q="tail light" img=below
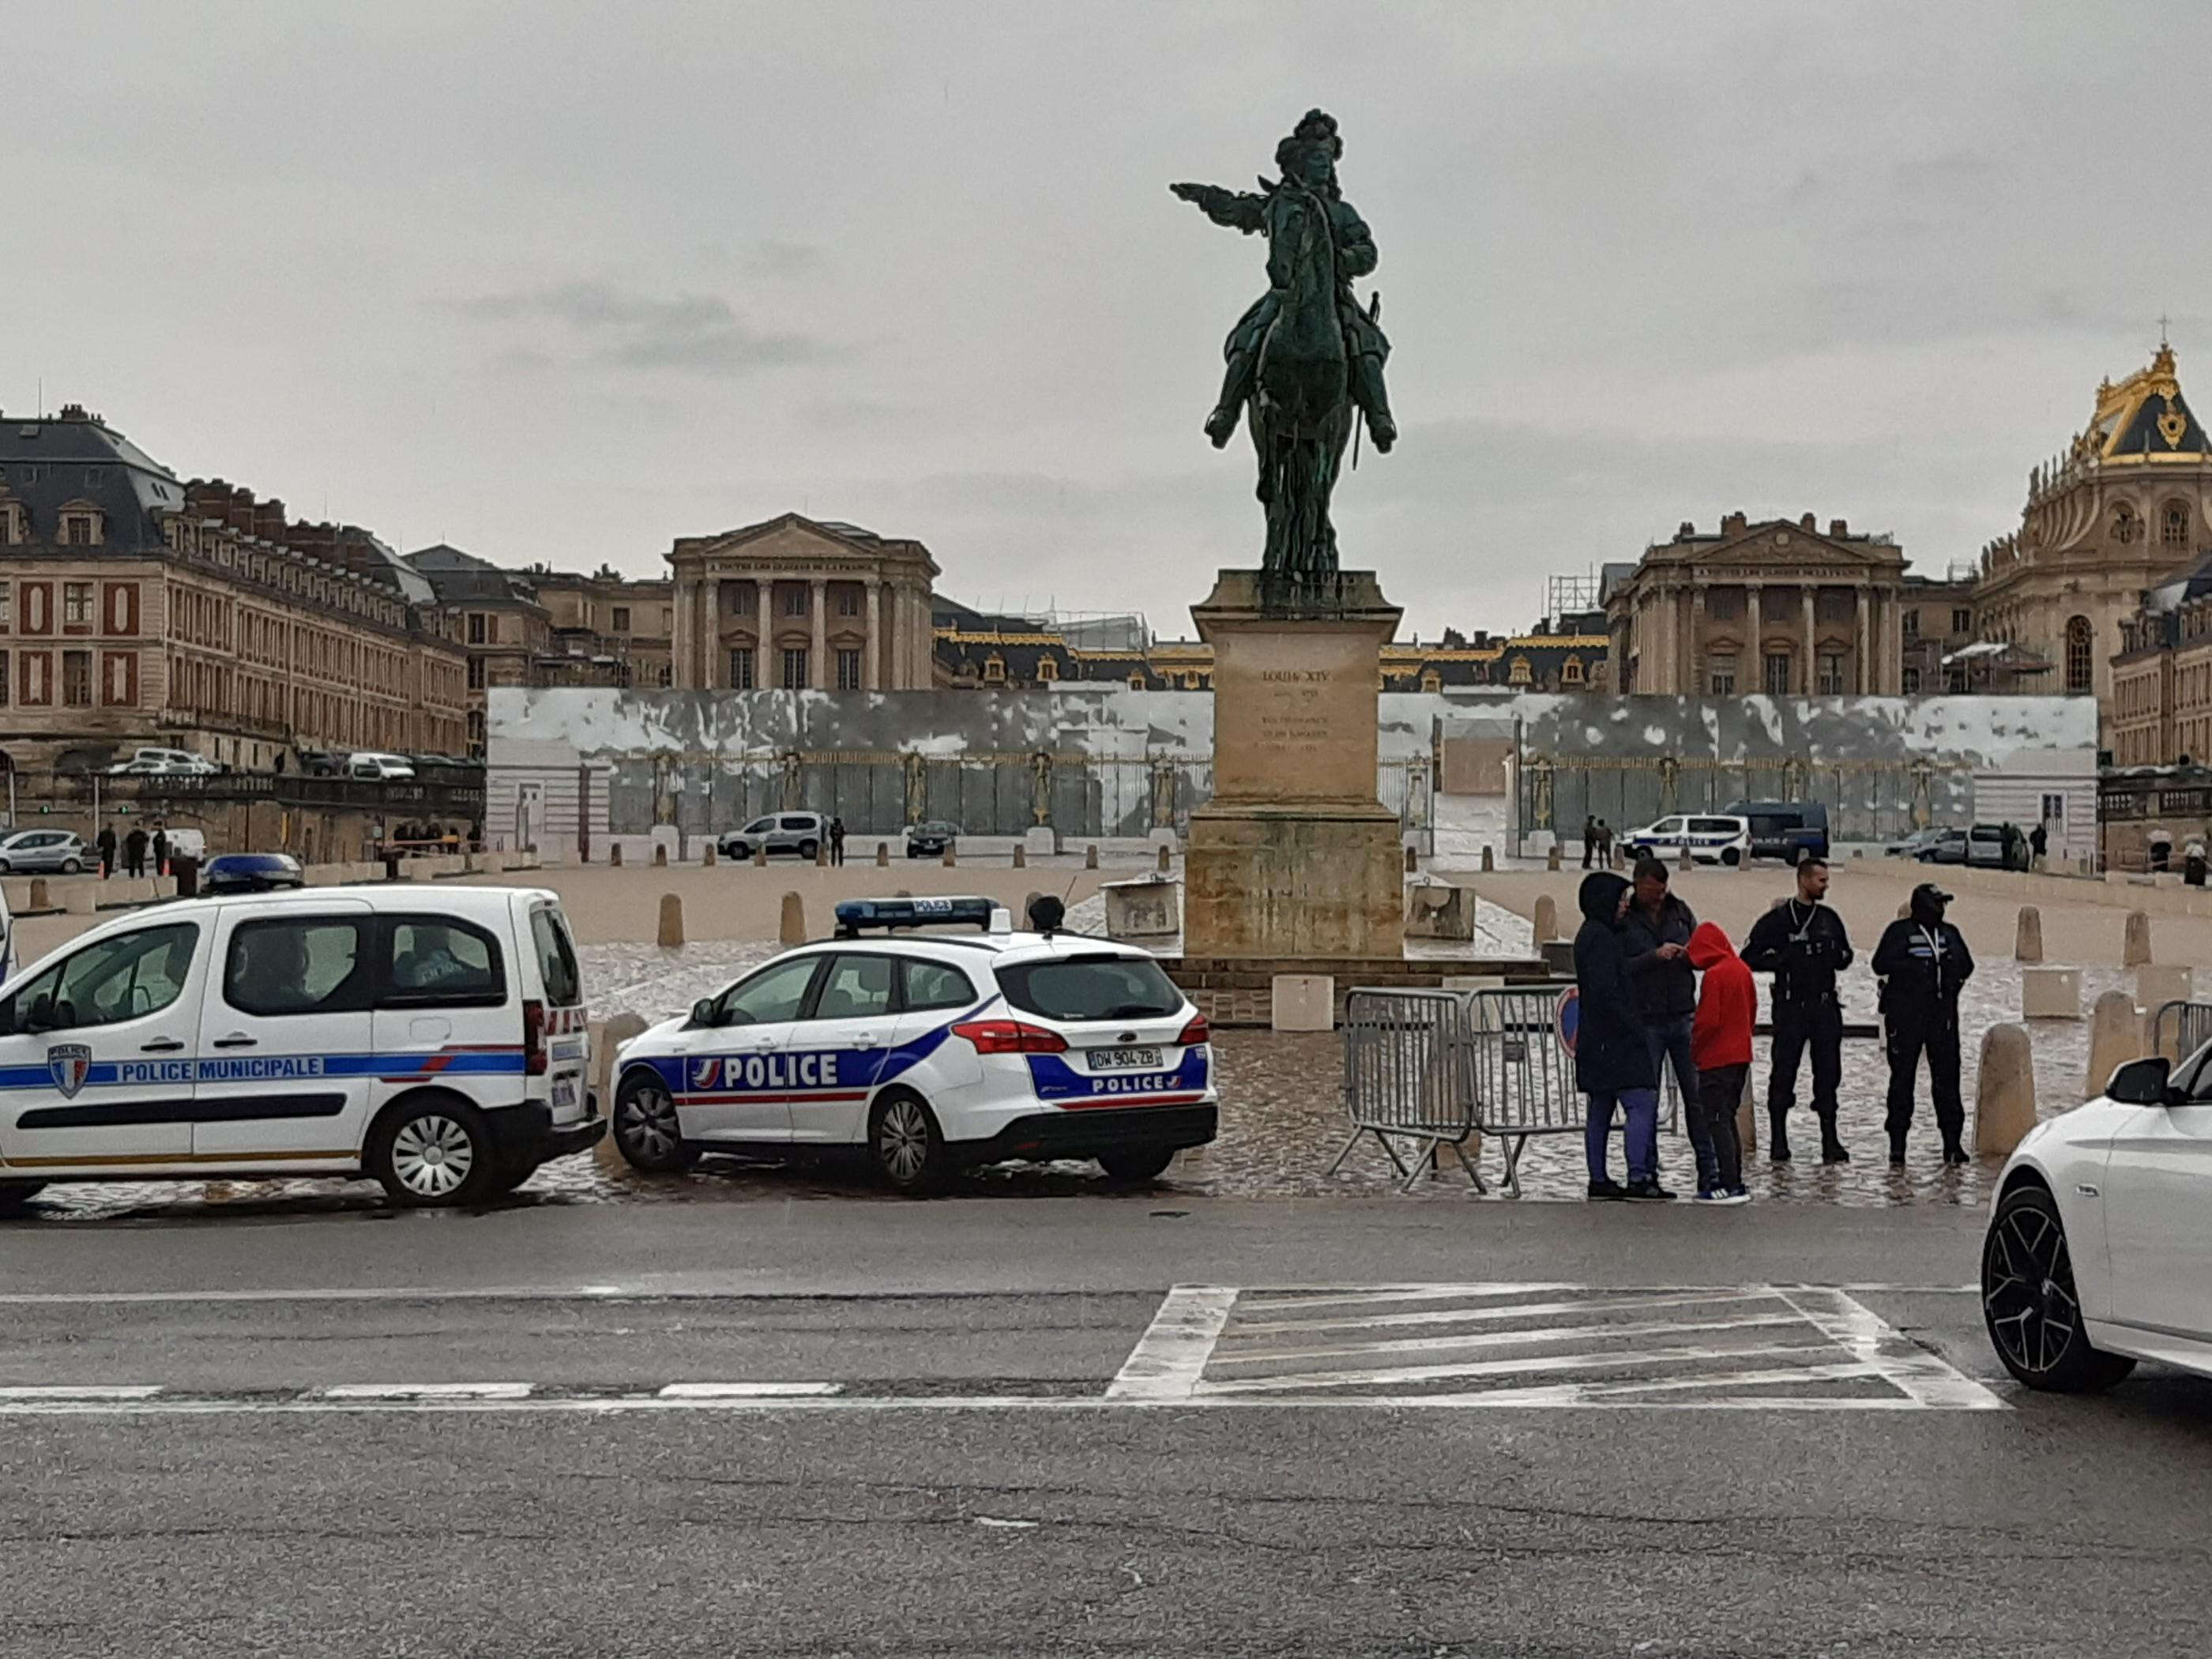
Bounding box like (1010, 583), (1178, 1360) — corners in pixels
(522, 998), (549, 1076)
(1177, 1013), (1211, 1048)
(950, 1018), (1067, 1055)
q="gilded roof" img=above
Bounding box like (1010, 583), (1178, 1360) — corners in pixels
(2078, 344), (2209, 464)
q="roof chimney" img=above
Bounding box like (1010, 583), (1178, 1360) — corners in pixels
(1678, 521), (1696, 538)
(1829, 518), (1849, 537)
(1721, 511), (1748, 535)
(57, 403), (89, 423)
(1799, 512), (1816, 532)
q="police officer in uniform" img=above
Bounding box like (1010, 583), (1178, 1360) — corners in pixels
(1741, 856), (1854, 1163)
(1872, 882), (1975, 1165)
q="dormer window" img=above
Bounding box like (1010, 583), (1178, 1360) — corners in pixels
(1036, 656), (1059, 682)
(0, 502), (18, 546)
(1510, 656), (1533, 684)
(983, 654), (1006, 683)
(1563, 656), (1586, 684)
(1421, 669), (1443, 692)
(60, 507), (102, 547)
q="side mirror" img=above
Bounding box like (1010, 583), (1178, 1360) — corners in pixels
(24, 994), (55, 1035)
(689, 998), (719, 1029)
(2106, 1055), (2174, 1106)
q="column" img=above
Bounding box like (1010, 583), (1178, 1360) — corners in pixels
(863, 578), (882, 690)
(754, 578), (775, 690)
(809, 579), (827, 690)
(1689, 587), (1708, 694)
(1856, 585), (1872, 694)
(1800, 586), (1818, 694)
(698, 576), (718, 688)
(1746, 583), (1763, 694)
(913, 584), (932, 687)
(672, 574), (696, 688)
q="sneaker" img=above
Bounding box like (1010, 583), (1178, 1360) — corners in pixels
(1587, 1179), (1630, 1202)
(1623, 1179), (1676, 1202)
(1693, 1188), (1721, 1203)
(1710, 1189), (1752, 1206)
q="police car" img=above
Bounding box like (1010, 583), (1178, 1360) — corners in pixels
(609, 896), (1218, 1192)
(0, 885), (600, 1214)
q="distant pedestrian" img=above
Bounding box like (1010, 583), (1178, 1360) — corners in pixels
(2188, 839), (2207, 889)
(1621, 856), (1712, 1194)
(152, 826), (169, 875)
(95, 824), (117, 880)
(1872, 882), (1975, 1166)
(1572, 871), (1669, 1202)
(1687, 921), (1752, 1204)
(1581, 814), (1597, 870)
(123, 826), (148, 879)
(829, 815), (847, 867)
(2029, 822), (2048, 867)
(1741, 856), (1853, 1163)
(1596, 819), (1613, 866)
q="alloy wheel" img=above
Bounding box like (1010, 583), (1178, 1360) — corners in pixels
(1984, 1201), (2081, 1378)
(618, 1081), (680, 1163)
(389, 1113), (476, 1198)
(876, 1097), (933, 1185)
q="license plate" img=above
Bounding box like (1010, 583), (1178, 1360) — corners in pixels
(552, 1078), (576, 1108)
(1089, 1046), (1163, 1071)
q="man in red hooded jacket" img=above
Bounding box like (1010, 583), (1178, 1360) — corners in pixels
(1687, 921), (1753, 1203)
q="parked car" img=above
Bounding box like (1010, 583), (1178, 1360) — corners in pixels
(905, 820), (960, 859)
(1885, 827), (1948, 859)
(720, 813), (826, 862)
(0, 830), (89, 875)
(345, 751), (418, 782)
(0, 885), (600, 1214)
(608, 894), (1217, 1192)
(1981, 1044), (2212, 1391)
(1914, 828), (1968, 864)
(1917, 823), (2026, 870)
(200, 852), (306, 893)
(107, 747), (216, 777)
(1724, 799), (1830, 864)
(1620, 814), (1750, 867)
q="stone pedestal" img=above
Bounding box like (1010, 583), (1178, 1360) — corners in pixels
(1183, 570), (1405, 960)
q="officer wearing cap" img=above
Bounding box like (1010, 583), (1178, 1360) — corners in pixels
(1871, 882), (1976, 1165)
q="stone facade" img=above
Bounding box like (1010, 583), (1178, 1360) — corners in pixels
(1603, 514), (1909, 696)
(1973, 345), (2212, 736)
(668, 514), (939, 692)
(0, 408), (466, 771)
(2111, 555), (2212, 767)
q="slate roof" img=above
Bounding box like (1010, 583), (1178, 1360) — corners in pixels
(0, 406), (184, 552)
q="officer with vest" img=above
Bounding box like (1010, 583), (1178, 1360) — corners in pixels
(1740, 856), (1854, 1163)
(1872, 882), (1976, 1165)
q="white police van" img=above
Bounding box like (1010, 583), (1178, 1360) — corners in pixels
(1621, 813), (1751, 867)
(610, 896), (1218, 1193)
(0, 886), (600, 1214)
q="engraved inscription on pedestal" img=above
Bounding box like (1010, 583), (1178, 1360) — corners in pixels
(1211, 632), (1377, 804)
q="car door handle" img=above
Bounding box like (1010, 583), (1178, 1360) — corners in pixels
(852, 1032), (881, 1049)
(212, 1034), (258, 1049)
(141, 1037), (185, 1053)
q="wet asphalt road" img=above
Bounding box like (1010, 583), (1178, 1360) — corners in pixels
(4, 1199), (2211, 1657)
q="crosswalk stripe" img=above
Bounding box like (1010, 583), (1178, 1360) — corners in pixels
(1191, 1341), (1845, 1397)
(319, 1382), (533, 1400)
(0, 1384), (163, 1400)
(1208, 1311), (1807, 1368)
(1236, 1284), (1584, 1314)
(1106, 1285), (1239, 1401)
(1226, 1288), (1780, 1337)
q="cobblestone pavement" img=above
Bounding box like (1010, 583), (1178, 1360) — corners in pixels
(21, 930), (2131, 1221)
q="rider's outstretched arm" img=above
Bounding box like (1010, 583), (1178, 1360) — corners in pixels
(1169, 182), (1266, 234)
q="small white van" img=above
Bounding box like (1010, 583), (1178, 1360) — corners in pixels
(0, 885), (599, 1213)
(346, 752), (417, 782)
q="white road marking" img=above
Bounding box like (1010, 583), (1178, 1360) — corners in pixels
(319, 1382), (533, 1400)
(1193, 1341), (1845, 1397)
(1104, 1285), (1238, 1401)
(1207, 1311), (1807, 1367)
(1774, 1287), (2007, 1410)
(0, 1384), (162, 1400)
(1227, 1288), (1778, 1337)
(656, 1381), (842, 1399)
(1234, 1284), (1585, 1314)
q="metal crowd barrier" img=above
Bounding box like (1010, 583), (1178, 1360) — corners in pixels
(2150, 1000), (2212, 1063)
(1334, 982), (1682, 1198)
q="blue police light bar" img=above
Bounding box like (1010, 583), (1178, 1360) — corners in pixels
(834, 895), (999, 936)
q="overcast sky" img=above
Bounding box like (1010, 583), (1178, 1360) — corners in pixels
(6, 2), (2203, 639)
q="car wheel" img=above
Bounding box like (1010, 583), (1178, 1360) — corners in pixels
(798, 839), (818, 861)
(612, 1068), (698, 1172)
(869, 1090), (946, 1195)
(1721, 848), (1741, 867)
(59, 859), (81, 875)
(0, 1181), (46, 1216)
(367, 1097), (495, 1207)
(0, 860), (13, 875)
(1982, 1183), (2135, 1394)
(1097, 1146), (1176, 1183)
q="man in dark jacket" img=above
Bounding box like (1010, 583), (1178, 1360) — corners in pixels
(1872, 882), (1975, 1165)
(1741, 856), (1854, 1163)
(1573, 871), (1671, 1201)
(123, 826), (148, 879)
(95, 824), (117, 880)
(1620, 857), (1711, 1194)
(1581, 815), (1597, 870)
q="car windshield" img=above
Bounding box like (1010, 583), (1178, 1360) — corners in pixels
(995, 954), (1183, 1022)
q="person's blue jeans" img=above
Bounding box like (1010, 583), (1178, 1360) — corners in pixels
(1585, 1088), (1659, 1185)
(1645, 1014), (1716, 1191)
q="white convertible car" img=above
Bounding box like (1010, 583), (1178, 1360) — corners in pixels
(1983, 1048), (2212, 1391)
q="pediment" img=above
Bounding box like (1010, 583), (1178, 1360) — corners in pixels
(1666, 522), (1899, 574)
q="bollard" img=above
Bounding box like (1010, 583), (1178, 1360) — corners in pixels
(702, 843), (717, 868)
(2020, 967), (2082, 1021)
(1013, 845), (1026, 869)
(1161, 844), (1175, 875)
(753, 843), (767, 867)
(1677, 841), (1691, 872)
(2085, 989), (2146, 1100)
(1896, 901), (1910, 920)
(1481, 845), (1494, 872)
(653, 845), (668, 868)
(1533, 893), (1558, 942)
(592, 1013), (650, 1178)
(2123, 909), (2153, 968)
(1403, 845), (1418, 875)
(656, 893), (684, 950)
(1545, 844), (1561, 871)
(1974, 1024), (2037, 1157)
(780, 891), (807, 946)
(2014, 905), (2042, 963)
(876, 841), (890, 867)
(27, 878), (47, 910)
(1086, 844), (1099, 870)
(1736, 1065), (1757, 1158)
(816, 841), (828, 868)
(942, 845), (956, 867)
(609, 843), (625, 868)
